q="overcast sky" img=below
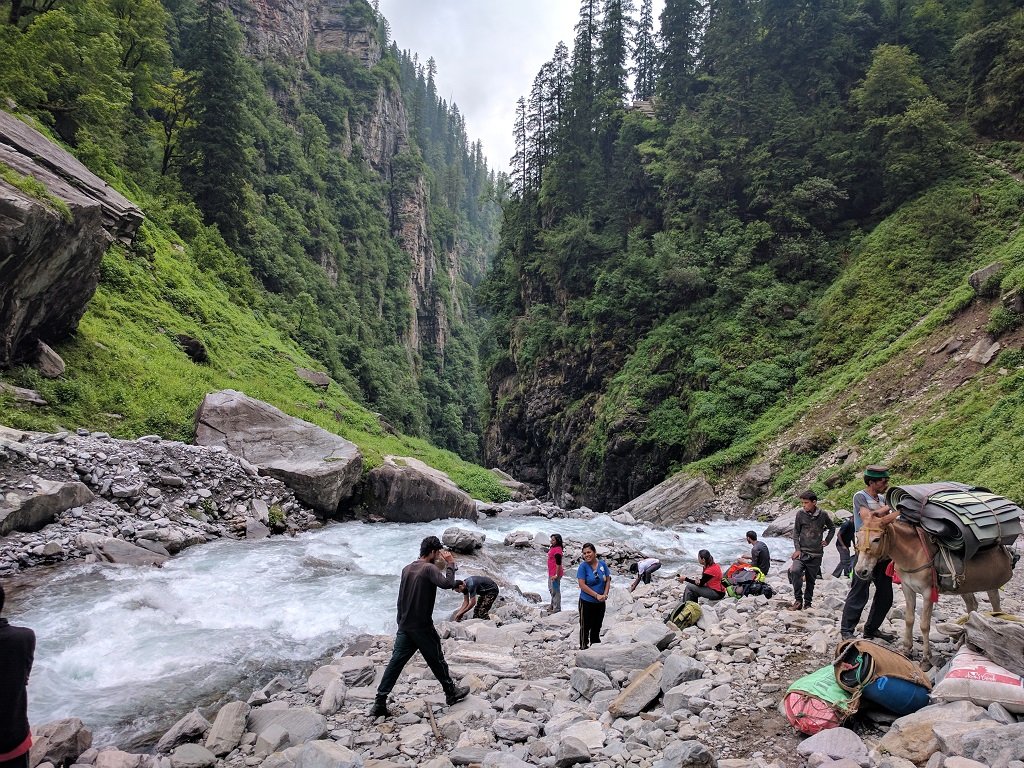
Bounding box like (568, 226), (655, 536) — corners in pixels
(378, 0), (664, 174)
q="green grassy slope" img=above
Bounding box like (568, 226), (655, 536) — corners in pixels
(0, 214), (510, 502)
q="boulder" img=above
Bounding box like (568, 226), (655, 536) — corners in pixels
(0, 383), (46, 405)
(0, 109), (143, 369)
(247, 706), (328, 748)
(763, 510), (799, 538)
(293, 741), (363, 768)
(359, 457), (477, 523)
(492, 718), (540, 742)
(737, 463), (772, 500)
(76, 533), (168, 566)
(194, 390), (362, 516)
(204, 701), (250, 757)
(570, 668), (614, 700)
(660, 654), (707, 692)
(575, 643), (660, 676)
(610, 475), (716, 526)
(968, 261), (1003, 294)
(92, 750), (145, 768)
(443, 526), (485, 553)
(607, 661), (663, 718)
(660, 740), (717, 768)
(877, 701), (989, 764)
(169, 744), (217, 768)
(795, 728), (868, 763)
(0, 477), (93, 535)
(295, 367), (330, 390)
(554, 736), (591, 768)
(155, 709), (211, 753)
(30, 718), (93, 767)
(36, 340), (65, 378)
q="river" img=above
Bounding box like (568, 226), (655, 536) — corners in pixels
(6, 514), (788, 748)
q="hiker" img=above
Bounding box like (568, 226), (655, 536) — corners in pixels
(833, 517), (855, 578)
(547, 534), (564, 613)
(577, 542), (611, 649)
(628, 557), (662, 592)
(452, 575), (499, 621)
(840, 466), (897, 642)
(0, 583), (35, 768)
(678, 550), (726, 603)
(740, 530), (771, 575)
(789, 490), (835, 610)
(370, 536), (469, 717)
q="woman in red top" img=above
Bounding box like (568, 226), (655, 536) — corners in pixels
(547, 534), (564, 612)
(678, 549), (726, 603)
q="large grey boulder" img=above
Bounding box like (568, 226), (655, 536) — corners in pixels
(204, 701), (250, 757)
(607, 661), (663, 718)
(247, 706), (328, 748)
(0, 476), (93, 535)
(169, 744), (217, 768)
(575, 643), (660, 676)
(76, 533), (168, 566)
(442, 526), (485, 553)
(293, 741), (363, 768)
(155, 709), (211, 753)
(194, 390), (362, 516)
(610, 475), (716, 526)
(0, 110), (143, 369)
(29, 718), (93, 767)
(360, 457), (477, 523)
(659, 740), (717, 768)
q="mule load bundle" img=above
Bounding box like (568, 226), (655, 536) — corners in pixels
(856, 482), (1021, 662)
(886, 482), (1022, 560)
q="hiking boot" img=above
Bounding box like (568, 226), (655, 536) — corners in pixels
(368, 696), (390, 718)
(788, 600), (803, 611)
(865, 628), (897, 643)
(840, 631), (853, 640)
(445, 685), (470, 706)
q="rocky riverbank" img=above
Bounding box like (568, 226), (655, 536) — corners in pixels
(4, 429), (1024, 768)
(19, 528), (1024, 768)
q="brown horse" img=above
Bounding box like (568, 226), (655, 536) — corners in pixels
(855, 510), (1010, 664)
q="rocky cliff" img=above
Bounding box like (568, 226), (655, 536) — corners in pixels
(231, 0), (455, 354)
(0, 110), (143, 369)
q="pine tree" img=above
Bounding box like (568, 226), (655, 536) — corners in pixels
(633, 0), (658, 100)
(510, 96), (528, 197)
(658, 0), (706, 115)
(180, 0), (251, 246)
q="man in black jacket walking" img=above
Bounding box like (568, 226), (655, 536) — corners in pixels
(1, 583), (35, 768)
(370, 536), (469, 717)
(789, 491), (835, 610)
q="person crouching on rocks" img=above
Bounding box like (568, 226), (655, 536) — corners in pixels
(678, 550), (726, 604)
(370, 536), (469, 718)
(577, 543), (611, 649)
(547, 534), (564, 613)
(628, 557), (662, 592)
(452, 576), (499, 621)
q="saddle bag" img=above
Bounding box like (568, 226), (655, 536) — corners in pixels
(933, 543), (1013, 595)
(784, 665), (858, 734)
(833, 639), (931, 715)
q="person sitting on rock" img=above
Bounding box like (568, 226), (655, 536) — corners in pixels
(678, 550), (726, 603)
(739, 531), (770, 575)
(628, 557), (662, 592)
(452, 576), (500, 621)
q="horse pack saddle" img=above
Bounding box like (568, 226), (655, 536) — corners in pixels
(887, 482), (1022, 561)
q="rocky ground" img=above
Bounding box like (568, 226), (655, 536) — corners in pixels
(5, 428), (1024, 768)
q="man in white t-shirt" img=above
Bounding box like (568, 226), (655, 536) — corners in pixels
(628, 557), (662, 592)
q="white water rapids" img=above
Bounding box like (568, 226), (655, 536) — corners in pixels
(7, 515), (789, 748)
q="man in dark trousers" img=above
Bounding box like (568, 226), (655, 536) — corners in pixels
(789, 490), (835, 610)
(370, 536), (469, 718)
(452, 575), (500, 621)
(1, 583), (36, 768)
(840, 466), (897, 642)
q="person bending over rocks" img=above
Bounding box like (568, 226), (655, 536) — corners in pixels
(577, 542), (611, 649)
(678, 550), (726, 604)
(370, 536), (469, 718)
(789, 490), (835, 610)
(628, 557), (662, 592)
(547, 533), (564, 613)
(0, 583), (36, 768)
(453, 575), (499, 621)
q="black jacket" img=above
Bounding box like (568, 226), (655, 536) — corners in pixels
(0, 618), (35, 754)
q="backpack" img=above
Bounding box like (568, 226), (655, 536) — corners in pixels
(665, 600), (702, 629)
(723, 563), (770, 598)
(833, 638), (931, 715)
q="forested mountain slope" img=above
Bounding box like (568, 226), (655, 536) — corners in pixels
(480, 0), (1024, 510)
(0, 0), (506, 496)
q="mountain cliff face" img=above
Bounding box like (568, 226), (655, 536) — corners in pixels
(230, 0), (454, 355)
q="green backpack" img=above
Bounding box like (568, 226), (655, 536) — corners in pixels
(666, 600), (702, 629)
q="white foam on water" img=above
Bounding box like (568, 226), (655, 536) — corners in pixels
(9, 516), (787, 746)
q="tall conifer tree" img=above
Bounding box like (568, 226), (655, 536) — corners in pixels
(633, 0), (658, 100)
(658, 0), (705, 116)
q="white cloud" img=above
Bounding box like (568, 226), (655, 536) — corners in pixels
(378, 1), (662, 174)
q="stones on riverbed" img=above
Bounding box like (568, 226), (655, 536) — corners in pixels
(442, 526), (485, 553)
(156, 710), (212, 753)
(29, 717), (93, 767)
